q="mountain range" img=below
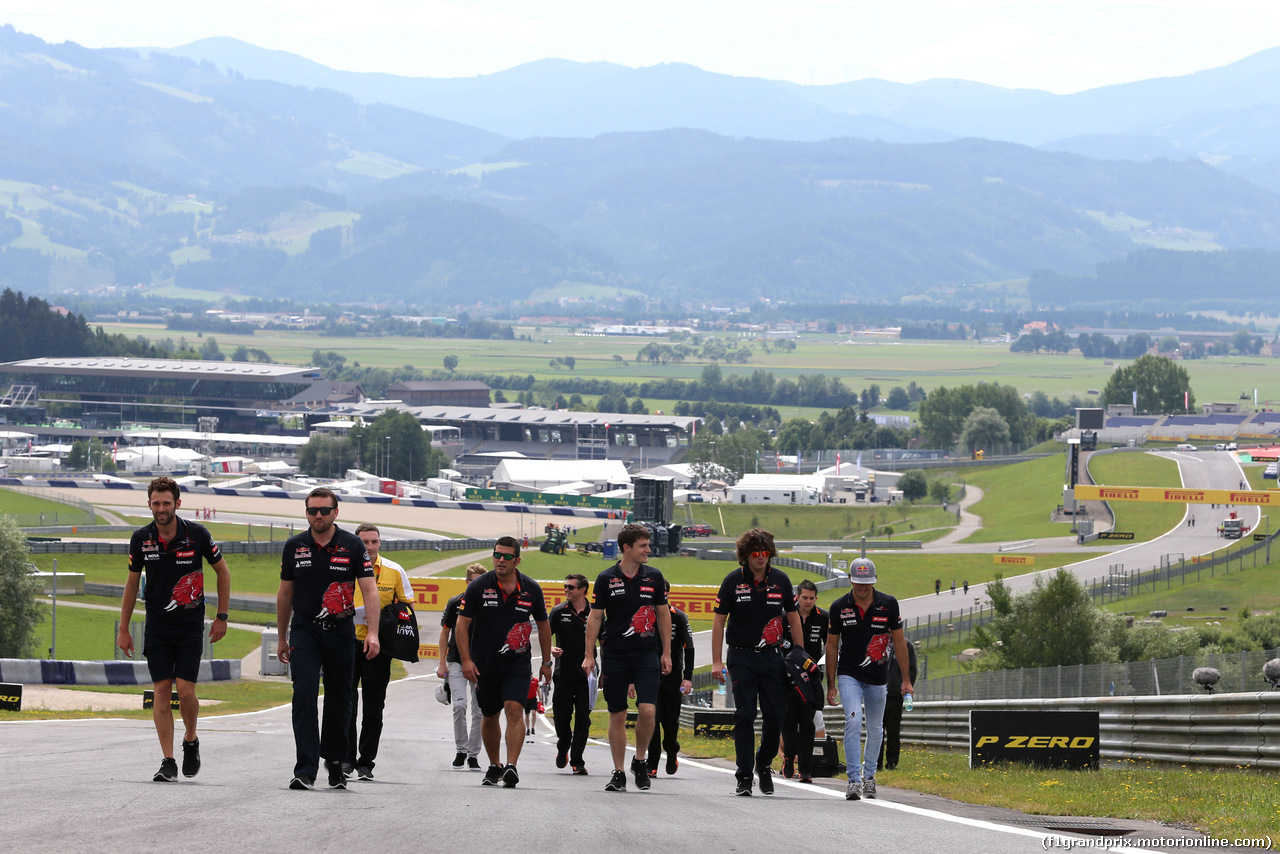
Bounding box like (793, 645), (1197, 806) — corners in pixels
(4, 24), (1280, 309)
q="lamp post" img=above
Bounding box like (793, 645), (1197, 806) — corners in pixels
(385, 435), (391, 481)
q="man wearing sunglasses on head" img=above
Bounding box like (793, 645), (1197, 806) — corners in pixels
(276, 488), (380, 791)
(454, 536), (552, 789)
(711, 528), (804, 796)
(548, 573), (594, 775)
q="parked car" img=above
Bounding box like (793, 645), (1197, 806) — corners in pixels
(684, 524), (715, 537)
(1214, 442), (1238, 451)
(687, 493), (704, 503)
(1175, 444), (1197, 451)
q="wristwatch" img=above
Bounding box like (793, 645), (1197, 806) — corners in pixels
(215, 613), (229, 621)
(541, 660), (552, 668)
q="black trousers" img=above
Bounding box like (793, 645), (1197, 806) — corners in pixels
(552, 673), (591, 766)
(878, 692), (905, 770)
(647, 678), (683, 768)
(346, 645), (392, 769)
(726, 648), (787, 784)
(288, 620), (356, 781)
(781, 677), (821, 776)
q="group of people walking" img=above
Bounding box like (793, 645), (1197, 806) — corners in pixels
(121, 481), (914, 800)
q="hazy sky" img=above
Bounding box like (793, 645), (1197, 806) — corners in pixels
(3, 0), (1280, 93)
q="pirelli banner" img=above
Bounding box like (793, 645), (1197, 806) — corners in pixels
(1075, 485), (1280, 506)
(970, 710), (1100, 770)
(406, 578), (718, 658)
(994, 555), (1034, 565)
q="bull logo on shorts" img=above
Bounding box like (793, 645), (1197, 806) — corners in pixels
(623, 605), (656, 638)
(499, 622), (532, 654)
(859, 633), (892, 668)
(317, 582), (355, 619)
(165, 571), (204, 611)
(757, 616), (783, 649)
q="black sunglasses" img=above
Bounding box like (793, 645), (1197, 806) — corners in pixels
(492, 551), (518, 561)
(306, 506), (337, 516)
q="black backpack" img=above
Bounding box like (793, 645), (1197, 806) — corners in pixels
(783, 646), (824, 711)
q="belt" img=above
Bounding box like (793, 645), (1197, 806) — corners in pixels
(730, 644), (781, 653)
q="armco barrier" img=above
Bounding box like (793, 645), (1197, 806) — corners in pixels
(30, 537), (497, 556)
(0, 658), (241, 684)
(894, 692), (1280, 769)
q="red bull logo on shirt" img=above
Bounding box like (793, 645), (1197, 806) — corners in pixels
(165, 571), (204, 611)
(317, 582), (355, 619)
(623, 605), (656, 638)
(758, 616), (784, 648)
(859, 633), (892, 668)
(500, 622), (532, 654)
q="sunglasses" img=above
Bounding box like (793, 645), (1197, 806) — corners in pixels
(305, 506), (337, 516)
(563, 584), (586, 590)
(750, 550), (772, 559)
(492, 552), (518, 561)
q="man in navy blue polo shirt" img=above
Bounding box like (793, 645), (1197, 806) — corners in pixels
(276, 487), (380, 791)
(549, 572), (594, 775)
(825, 557), (913, 802)
(711, 528), (804, 796)
(582, 523), (672, 793)
(455, 536), (552, 789)
(782, 578), (828, 783)
(118, 476), (231, 783)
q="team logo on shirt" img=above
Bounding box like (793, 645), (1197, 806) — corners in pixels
(623, 605), (656, 638)
(294, 547), (311, 559)
(331, 555), (350, 565)
(758, 616), (784, 649)
(500, 622), (532, 654)
(165, 571), (204, 611)
(860, 633), (893, 667)
(317, 582), (355, 619)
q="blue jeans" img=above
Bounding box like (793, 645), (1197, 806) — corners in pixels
(837, 674), (887, 784)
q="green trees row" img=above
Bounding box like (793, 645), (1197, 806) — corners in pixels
(297, 410), (449, 482)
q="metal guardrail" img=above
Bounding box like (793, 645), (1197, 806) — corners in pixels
(896, 692), (1280, 769)
(89, 582), (277, 615)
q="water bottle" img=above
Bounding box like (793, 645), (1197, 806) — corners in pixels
(717, 667), (728, 695)
(903, 692), (914, 712)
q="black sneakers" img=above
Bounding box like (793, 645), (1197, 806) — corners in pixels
(734, 778), (752, 796)
(631, 758), (650, 790)
(288, 776), (315, 790)
(482, 764), (503, 786)
(665, 754), (679, 775)
(326, 760), (347, 789)
(605, 769), (627, 792)
(181, 738), (201, 778)
(153, 757), (178, 782)
(452, 752), (467, 768)
(467, 756), (481, 770)
(782, 755), (794, 779)
(502, 764), (520, 788)
(355, 765), (373, 781)
(571, 764), (588, 775)
(757, 766), (774, 795)
(555, 749), (568, 769)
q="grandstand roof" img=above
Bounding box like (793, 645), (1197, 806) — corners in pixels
(0, 357), (321, 383)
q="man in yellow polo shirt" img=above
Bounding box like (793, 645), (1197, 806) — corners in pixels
(344, 523), (408, 781)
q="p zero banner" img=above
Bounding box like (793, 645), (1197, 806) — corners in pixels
(143, 690), (180, 710)
(1097, 531), (1135, 540)
(0, 682), (21, 711)
(463, 488), (631, 511)
(692, 710), (735, 739)
(970, 710), (1100, 770)
(1075, 485), (1280, 507)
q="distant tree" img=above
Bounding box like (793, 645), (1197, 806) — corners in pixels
(958, 407), (1011, 455)
(298, 435), (356, 479)
(885, 386), (911, 410)
(0, 515), (41, 657)
(928, 479), (951, 505)
(563, 355), (575, 370)
(630, 398), (647, 414)
(1101, 355), (1194, 413)
(897, 470), (928, 502)
(443, 354), (458, 372)
(973, 571), (1115, 669)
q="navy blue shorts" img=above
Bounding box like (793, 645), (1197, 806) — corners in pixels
(144, 633), (202, 684)
(476, 659), (532, 718)
(601, 650), (660, 713)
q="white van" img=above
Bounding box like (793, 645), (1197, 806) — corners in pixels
(1175, 443), (1197, 451)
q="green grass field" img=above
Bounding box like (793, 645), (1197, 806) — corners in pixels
(88, 321), (1280, 409)
(958, 454), (1075, 543)
(30, 603), (261, 661)
(0, 488), (95, 526)
(1087, 451), (1184, 537)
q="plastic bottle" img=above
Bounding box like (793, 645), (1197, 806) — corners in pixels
(717, 667), (728, 695)
(903, 692), (914, 712)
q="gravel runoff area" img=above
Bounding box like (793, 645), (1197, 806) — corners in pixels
(18, 685), (223, 712)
